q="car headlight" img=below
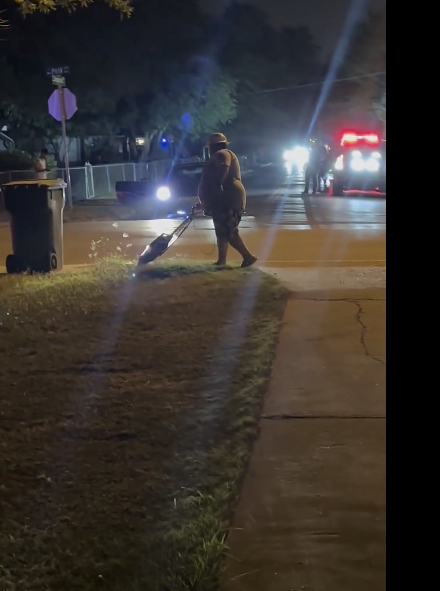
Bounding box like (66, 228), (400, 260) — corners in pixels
(366, 158), (380, 172)
(351, 159), (365, 172)
(372, 151), (382, 159)
(156, 186), (171, 201)
(283, 150), (294, 161)
(335, 155), (344, 170)
(292, 147), (310, 166)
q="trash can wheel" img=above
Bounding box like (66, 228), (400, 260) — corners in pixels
(6, 255), (22, 275)
(42, 253), (58, 274)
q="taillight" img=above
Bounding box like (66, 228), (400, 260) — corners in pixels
(364, 134), (379, 144)
(341, 133), (358, 145)
(341, 132), (380, 146)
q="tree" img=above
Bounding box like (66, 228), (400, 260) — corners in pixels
(316, 8), (386, 139)
(343, 9), (387, 125)
(0, 0), (236, 162)
(0, 0), (322, 164)
(0, 6), (124, 158)
(0, 56), (21, 130)
(135, 66), (237, 159)
(7, 0), (133, 16)
(216, 2), (321, 152)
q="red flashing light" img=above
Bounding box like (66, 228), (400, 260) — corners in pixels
(364, 133), (379, 144)
(341, 132), (358, 145)
(341, 132), (380, 146)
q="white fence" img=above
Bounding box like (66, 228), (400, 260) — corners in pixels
(0, 155), (253, 204)
(0, 160), (174, 203)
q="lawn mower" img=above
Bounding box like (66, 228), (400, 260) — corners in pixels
(137, 204), (200, 266)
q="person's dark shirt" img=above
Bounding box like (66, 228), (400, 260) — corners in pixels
(308, 145), (327, 171)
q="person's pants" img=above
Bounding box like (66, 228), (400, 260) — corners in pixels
(319, 169), (329, 190)
(212, 208), (244, 240)
(304, 165), (318, 193)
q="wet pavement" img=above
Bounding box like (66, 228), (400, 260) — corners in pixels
(0, 165), (386, 271)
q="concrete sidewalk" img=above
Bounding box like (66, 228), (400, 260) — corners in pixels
(223, 269), (386, 591)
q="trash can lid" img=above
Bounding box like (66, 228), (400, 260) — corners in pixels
(3, 179), (67, 189)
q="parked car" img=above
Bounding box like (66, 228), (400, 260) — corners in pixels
(115, 162), (207, 218)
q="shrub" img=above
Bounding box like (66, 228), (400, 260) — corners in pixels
(0, 150), (33, 172)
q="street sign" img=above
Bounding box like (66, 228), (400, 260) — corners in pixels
(48, 88), (77, 122)
(48, 87), (77, 209)
(46, 66), (70, 77)
(52, 74), (66, 87)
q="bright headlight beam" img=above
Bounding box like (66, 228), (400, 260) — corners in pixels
(157, 186), (171, 201)
(351, 159), (365, 172)
(292, 147), (310, 165)
(366, 159), (380, 172)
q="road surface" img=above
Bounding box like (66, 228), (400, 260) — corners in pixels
(0, 165), (386, 271)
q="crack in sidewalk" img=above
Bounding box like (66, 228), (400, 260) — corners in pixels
(288, 296), (386, 302)
(261, 414), (386, 420)
(350, 300), (386, 367)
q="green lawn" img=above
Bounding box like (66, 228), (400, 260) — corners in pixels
(0, 260), (288, 590)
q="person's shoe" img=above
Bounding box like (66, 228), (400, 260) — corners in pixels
(302, 191), (309, 195)
(241, 255), (258, 269)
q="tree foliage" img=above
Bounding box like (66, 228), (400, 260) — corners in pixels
(216, 2), (321, 150)
(317, 8), (386, 137)
(136, 65), (236, 157)
(346, 9), (386, 122)
(335, 9), (386, 126)
(7, 0), (133, 16)
(0, 0), (322, 162)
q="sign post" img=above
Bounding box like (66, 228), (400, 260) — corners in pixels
(59, 87), (72, 208)
(47, 67), (76, 209)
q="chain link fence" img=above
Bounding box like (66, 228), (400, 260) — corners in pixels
(0, 155), (253, 204)
(0, 159), (175, 203)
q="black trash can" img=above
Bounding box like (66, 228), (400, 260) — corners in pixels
(2, 179), (66, 274)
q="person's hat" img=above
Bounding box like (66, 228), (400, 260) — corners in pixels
(208, 133), (228, 147)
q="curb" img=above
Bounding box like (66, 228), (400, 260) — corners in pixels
(0, 263), (95, 275)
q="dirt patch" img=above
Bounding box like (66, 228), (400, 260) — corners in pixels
(0, 260), (288, 591)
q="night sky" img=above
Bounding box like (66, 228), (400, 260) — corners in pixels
(202, 0), (386, 55)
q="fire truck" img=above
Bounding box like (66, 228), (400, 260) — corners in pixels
(332, 131), (386, 196)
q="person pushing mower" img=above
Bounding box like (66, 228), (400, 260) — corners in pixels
(198, 133), (257, 268)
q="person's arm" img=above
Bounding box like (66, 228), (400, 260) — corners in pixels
(214, 151), (232, 187)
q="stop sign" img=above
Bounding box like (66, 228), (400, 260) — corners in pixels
(48, 88), (78, 122)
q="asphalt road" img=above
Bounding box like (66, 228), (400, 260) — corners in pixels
(0, 165), (386, 271)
